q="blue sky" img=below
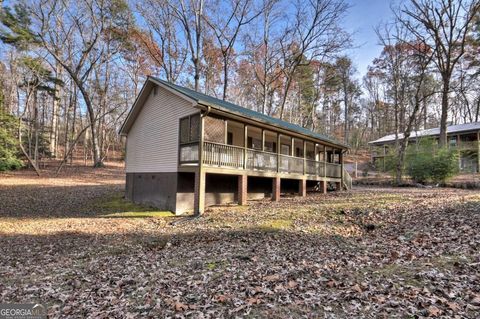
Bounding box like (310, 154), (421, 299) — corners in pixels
(344, 0), (397, 78)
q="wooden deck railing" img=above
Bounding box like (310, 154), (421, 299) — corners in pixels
(278, 154), (304, 174)
(203, 142), (244, 168)
(180, 141), (344, 179)
(325, 162), (341, 178)
(306, 159), (325, 176)
(246, 149), (277, 172)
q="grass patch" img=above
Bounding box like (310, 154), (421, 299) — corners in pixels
(101, 211), (174, 218)
(260, 219), (294, 231)
(96, 193), (174, 218)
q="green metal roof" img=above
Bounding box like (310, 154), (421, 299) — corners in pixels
(152, 77), (348, 149)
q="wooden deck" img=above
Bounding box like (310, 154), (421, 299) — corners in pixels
(179, 141), (349, 183)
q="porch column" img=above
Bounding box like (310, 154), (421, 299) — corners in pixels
(320, 180), (327, 194)
(261, 129), (265, 151)
(238, 174), (248, 206)
(291, 137), (294, 156)
(224, 119), (228, 143)
(323, 147), (327, 178)
(276, 134), (281, 173)
(194, 170), (206, 215)
(243, 124), (248, 169)
(303, 140), (306, 175)
(272, 176), (281, 201)
(299, 178), (307, 197)
(478, 131), (480, 173)
(194, 114), (205, 215)
(340, 150), (344, 187)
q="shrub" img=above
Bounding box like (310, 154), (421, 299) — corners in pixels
(0, 110), (23, 171)
(430, 148), (459, 183)
(405, 138), (458, 184)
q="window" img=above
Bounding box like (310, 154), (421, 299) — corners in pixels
(227, 132), (233, 145)
(179, 114), (200, 144)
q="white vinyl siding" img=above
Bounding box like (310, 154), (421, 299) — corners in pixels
(126, 85), (197, 173)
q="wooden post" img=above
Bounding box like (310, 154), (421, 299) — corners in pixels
(303, 140), (306, 175)
(355, 161), (358, 178)
(194, 116), (205, 215)
(194, 170), (206, 214)
(243, 124), (247, 169)
(272, 176), (281, 201)
(224, 119), (228, 144)
(320, 180), (327, 194)
(477, 131), (480, 173)
(291, 137), (294, 156)
(299, 178), (306, 197)
(324, 146), (327, 178)
(340, 150), (344, 190)
(262, 129), (265, 151)
(277, 133), (281, 173)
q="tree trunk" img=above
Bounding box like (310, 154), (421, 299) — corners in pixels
(74, 79), (102, 167)
(343, 80), (348, 144)
(33, 90), (39, 168)
(279, 75), (294, 120)
(50, 61), (61, 158)
(18, 119), (41, 177)
(193, 57), (200, 91)
(439, 76), (450, 147)
(222, 55), (228, 100)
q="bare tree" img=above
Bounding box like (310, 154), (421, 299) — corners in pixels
(400, 0), (480, 146)
(205, 0), (262, 100)
(32, 0), (131, 167)
(169, 0), (205, 91)
(277, 0), (350, 120)
(243, 0), (284, 114)
(137, 0), (188, 83)
(394, 41), (435, 184)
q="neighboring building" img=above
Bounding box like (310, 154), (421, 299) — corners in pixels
(369, 123), (480, 172)
(120, 77), (351, 215)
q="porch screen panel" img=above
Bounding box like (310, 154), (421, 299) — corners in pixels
(204, 116), (225, 143)
(190, 114), (200, 142)
(180, 118), (190, 144)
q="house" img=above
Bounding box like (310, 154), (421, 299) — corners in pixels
(120, 76), (351, 215)
(369, 123), (480, 173)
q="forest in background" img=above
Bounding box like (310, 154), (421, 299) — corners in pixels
(0, 0), (479, 173)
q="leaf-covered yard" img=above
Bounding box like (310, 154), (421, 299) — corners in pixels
(1, 166), (479, 318)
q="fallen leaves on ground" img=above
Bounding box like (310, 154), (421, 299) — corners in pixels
(0, 166), (479, 318)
